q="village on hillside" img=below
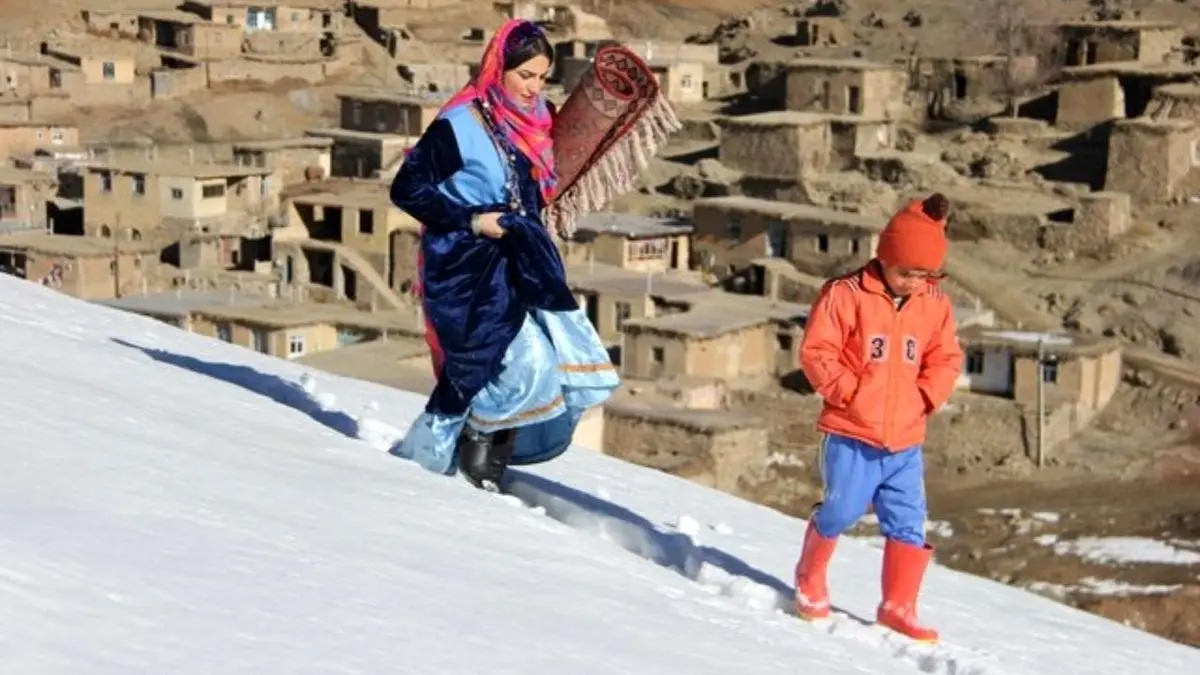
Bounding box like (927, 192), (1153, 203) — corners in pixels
(0, 0), (1198, 648)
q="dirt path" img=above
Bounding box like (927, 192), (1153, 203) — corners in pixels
(918, 474), (1200, 648)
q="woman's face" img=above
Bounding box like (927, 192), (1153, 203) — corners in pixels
(502, 55), (551, 108)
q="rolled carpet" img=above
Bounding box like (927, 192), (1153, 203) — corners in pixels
(545, 44), (683, 239)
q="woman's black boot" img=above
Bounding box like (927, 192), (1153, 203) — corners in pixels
(458, 426), (517, 491)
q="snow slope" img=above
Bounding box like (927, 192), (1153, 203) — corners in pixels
(0, 275), (1195, 675)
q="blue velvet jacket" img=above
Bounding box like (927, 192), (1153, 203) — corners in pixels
(390, 103), (578, 418)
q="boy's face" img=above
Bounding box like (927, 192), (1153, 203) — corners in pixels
(881, 264), (938, 297)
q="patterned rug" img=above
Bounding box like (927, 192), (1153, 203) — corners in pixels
(544, 44), (682, 239)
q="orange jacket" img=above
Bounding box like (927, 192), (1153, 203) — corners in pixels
(800, 262), (963, 451)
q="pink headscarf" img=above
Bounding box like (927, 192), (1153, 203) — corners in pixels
(437, 18), (557, 203)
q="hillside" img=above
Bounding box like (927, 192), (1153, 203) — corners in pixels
(0, 273), (1195, 673)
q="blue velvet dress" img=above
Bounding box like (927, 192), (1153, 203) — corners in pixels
(388, 102), (619, 476)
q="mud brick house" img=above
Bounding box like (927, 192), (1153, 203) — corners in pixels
(957, 326), (1122, 450)
(232, 137), (333, 184)
(0, 54), (70, 98)
(784, 58), (912, 121)
(794, 17), (847, 48)
(958, 327), (1122, 406)
(82, 158), (278, 239)
(0, 121), (79, 159)
(563, 212), (692, 274)
(0, 167), (57, 235)
(187, 301), (414, 359)
(276, 179), (417, 311)
(718, 111), (895, 180)
(101, 289), (419, 358)
(182, 1), (343, 33)
(565, 262), (712, 345)
(0, 232), (160, 300)
(1057, 20), (1182, 67)
(137, 9), (244, 60)
(648, 60), (705, 104)
(601, 398), (767, 498)
(1105, 117), (1200, 204)
(1054, 62), (1200, 130)
(620, 296), (808, 382)
(336, 89), (447, 136)
(691, 196), (881, 278)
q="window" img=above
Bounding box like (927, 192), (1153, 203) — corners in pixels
(627, 238), (666, 261)
(815, 234), (829, 253)
(680, 74), (694, 90)
(965, 350), (984, 374)
(252, 329), (268, 354)
(288, 334), (306, 357)
(777, 332), (793, 352)
(0, 186), (15, 218)
(102, 61), (115, 80)
(651, 346), (664, 364)
(359, 209), (374, 234)
(132, 174), (145, 196)
(766, 221), (788, 258)
(726, 216), (742, 241)
(202, 183), (225, 199)
(614, 301), (631, 332)
(847, 85), (861, 114)
(215, 322), (232, 342)
(1041, 357), (1058, 383)
(850, 238), (860, 255)
(350, 101), (362, 125)
(50, 128), (64, 143)
(100, 171), (112, 192)
(171, 188), (184, 200)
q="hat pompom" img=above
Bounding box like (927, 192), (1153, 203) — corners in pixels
(921, 193), (950, 222)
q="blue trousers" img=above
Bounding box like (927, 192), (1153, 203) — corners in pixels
(813, 433), (927, 546)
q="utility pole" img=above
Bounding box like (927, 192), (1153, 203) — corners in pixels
(1035, 338), (1045, 468)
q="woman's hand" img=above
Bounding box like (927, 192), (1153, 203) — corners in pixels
(475, 213), (505, 239)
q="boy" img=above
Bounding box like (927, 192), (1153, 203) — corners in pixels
(794, 193), (963, 643)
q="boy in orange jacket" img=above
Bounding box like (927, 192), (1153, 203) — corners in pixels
(794, 193), (963, 643)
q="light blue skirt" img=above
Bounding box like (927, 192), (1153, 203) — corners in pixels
(393, 308), (620, 475)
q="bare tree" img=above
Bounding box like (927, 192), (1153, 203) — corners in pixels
(976, 0), (1062, 116)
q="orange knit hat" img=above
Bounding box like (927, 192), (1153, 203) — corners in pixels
(876, 193), (950, 272)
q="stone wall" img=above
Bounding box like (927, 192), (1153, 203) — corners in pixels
(602, 406), (769, 497)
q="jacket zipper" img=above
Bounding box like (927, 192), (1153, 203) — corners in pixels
(881, 295), (906, 449)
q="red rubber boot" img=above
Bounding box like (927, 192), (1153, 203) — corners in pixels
(876, 539), (939, 643)
(794, 519), (838, 620)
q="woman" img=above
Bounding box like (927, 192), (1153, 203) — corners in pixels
(389, 19), (619, 490)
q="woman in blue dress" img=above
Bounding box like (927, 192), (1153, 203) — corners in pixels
(389, 19), (619, 490)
